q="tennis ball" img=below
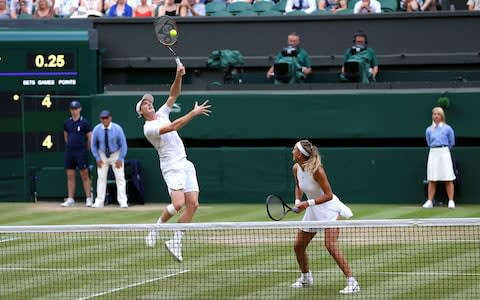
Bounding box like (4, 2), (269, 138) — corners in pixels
(170, 29), (177, 38)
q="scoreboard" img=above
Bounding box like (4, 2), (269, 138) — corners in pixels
(0, 30), (99, 201)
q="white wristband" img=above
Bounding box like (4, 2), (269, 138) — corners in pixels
(295, 199), (301, 205)
(307, 199), (316, 207)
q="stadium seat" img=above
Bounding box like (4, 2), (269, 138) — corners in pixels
(206, 1), (227, 16)
(227, 1), (253, 15)
(258, 9), (282, 16)
(272, 0), (287, 13)
(236, 9), (258, 16)
(380, 0), (399, 12)
(252, 0), (275, 14)
(210, 10), (233, 16)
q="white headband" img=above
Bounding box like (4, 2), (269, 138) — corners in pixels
(295, 142), (310, 157)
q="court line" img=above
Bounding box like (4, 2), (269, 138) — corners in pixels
(0, 238), (18, 243)
(76, 269), (190, 300)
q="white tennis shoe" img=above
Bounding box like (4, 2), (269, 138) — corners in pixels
(165, 240), (183, 262)
(422, 200), (433, 208)
(91, 200), (104, 208)
(145, 230), (158, 247)
(119, 201), (128, 208)
(291, 274), (313, 288)
(61, 198), (75, 207)
(86, 197), (93, 207)
(448, 200), (455, 209)
(339, 278), (360, 294)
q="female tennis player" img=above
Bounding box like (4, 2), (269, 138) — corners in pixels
(422, 107), (456, 209)
(290, 139), (360, 294)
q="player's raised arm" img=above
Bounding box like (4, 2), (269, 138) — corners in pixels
(165, 64), (186, 108)
(159, 100), (211, 135)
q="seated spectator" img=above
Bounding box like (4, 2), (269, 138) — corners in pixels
(11, 0), (34, 18)
(401, 0), (438, 11)
(108, 0), (133, 16)
(54, 0), (79, 17)
(76, 0), (103, 16)
(266, 32), (312, 84)
(317, 0), (347, 13)
(33, 0), (55, 18)
(467, 0), (480, 10)
(353, 0), (381, 13)
(179, 0), (205, 16)
(155, 0), (179, 16)
(134, 0), (153, 16)
(0, 0), (13, 18)
(285, 0), (317, 14)
(340, 30), (378, 83)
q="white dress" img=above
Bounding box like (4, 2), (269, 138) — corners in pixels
(296, 166), (353, 232)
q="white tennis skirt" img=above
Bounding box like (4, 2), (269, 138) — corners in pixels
(427, 147), (456, 181)
(300, 194), (353, 233)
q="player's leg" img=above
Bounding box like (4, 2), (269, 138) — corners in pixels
(178, 161), (200, 223)
(292, 230), (316, 288)
(423, 181), (436, 208)
(325, 227), (360, 294)
(92, 156), (110, 208)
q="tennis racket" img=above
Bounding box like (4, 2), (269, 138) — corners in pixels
(153, 16), (182, 67)
(265, 194), (299, 221)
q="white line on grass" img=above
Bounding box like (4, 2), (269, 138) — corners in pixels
(0, 237), (18, 243)
(76, 269), (189, 300)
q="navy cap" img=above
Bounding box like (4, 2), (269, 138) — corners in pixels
(99, 110), (111, 118)
(70, 101), (81, 109)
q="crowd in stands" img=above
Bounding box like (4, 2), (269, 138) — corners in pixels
(0, 0), (478, 19)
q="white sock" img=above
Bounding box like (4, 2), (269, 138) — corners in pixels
(302, 271), (312, 280)
(156, 218), (164, 225)
(449, 199), (454, 202)
(173, 230), (184, 243)
(348, 277), (357, 285)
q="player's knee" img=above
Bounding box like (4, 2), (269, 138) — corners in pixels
(166, 203), (184, 215)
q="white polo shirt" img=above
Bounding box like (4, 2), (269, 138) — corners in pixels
(143, 104), (187, 170)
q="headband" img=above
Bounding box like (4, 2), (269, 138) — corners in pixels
(295, 142), (310, 157)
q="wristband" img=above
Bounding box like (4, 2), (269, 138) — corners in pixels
(307, 199), (316, 207)
(295, 199), (301, 205)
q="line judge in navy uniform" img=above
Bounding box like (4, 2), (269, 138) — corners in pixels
(90, 110), (129, 208)
(61, 100), (94, 207)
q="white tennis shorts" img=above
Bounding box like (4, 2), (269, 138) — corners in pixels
(427, 147), (456, 181)
(162, 160), (199, 194)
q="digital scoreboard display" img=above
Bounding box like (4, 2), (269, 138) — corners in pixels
(0, 30), (97, 201)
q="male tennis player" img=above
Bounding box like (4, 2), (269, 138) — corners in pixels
(136, 64), (211, 262)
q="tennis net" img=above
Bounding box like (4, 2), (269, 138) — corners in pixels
(0, 218), (479, 299)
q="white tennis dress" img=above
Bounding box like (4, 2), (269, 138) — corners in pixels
(143, 104), (199, 193)
(296, 166), (353, 231)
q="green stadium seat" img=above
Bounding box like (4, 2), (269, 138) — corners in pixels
(272, 0), (287, 13)
(206, 1), (227, 16)
(227, 1), (253, 16)
(258, 9), (282, 15)
(236, 9), (258, 16)
(210, 10), (233, 16)
(380, 0), (399, 11)
(252, 0), (275, 14)
(336, 7), (354, 14)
